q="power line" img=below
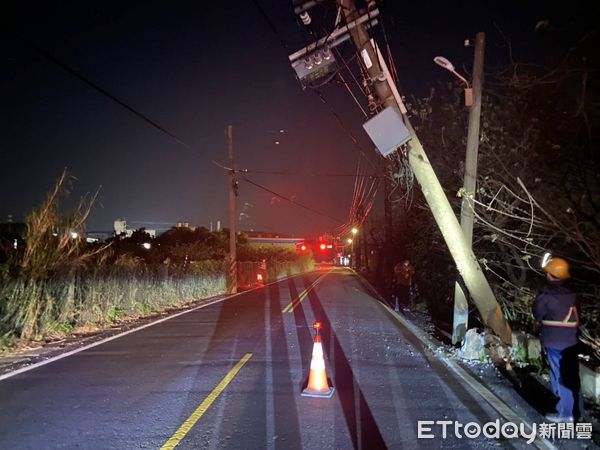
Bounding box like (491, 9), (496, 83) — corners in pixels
(249, 2), (382, 234)
(251, 0), (291, 53)
(240, 168), (379, 178)
(240, 175), (344, 224)
(18, 35), (193, 150)
(128, 221), (178, 225)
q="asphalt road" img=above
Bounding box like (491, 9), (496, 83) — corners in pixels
(0, 267), (546, 449)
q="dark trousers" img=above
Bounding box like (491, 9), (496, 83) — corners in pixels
(394, 285), (410, 310)
(546, 345), (584, 419)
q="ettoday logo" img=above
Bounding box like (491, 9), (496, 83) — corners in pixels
(418, 420), (537, 444)
(418, 419), (593, 442)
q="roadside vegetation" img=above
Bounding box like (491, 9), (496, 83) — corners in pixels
(0, 171), (314, 350)
(363, 22), (599, 360)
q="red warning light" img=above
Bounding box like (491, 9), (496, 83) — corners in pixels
(301, 244), (307, 251)
(313, 321), (323, 331)
(319, 243), (327, 251)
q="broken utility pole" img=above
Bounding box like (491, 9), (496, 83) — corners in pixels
(339, 0), (511, 344)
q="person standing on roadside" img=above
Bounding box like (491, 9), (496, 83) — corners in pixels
(393, 259), (415, 312)
(532, 257), (584, 423)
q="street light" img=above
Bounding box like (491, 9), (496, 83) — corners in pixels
(435, 33), (486, 344)
(351, 227), (358, 235)
(433, 56), (472, 106)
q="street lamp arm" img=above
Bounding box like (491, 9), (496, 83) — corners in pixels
(433, 56), (470, 88)
(451, 70), (470, 88)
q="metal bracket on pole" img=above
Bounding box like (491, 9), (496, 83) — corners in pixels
(288, 10), (379, 63)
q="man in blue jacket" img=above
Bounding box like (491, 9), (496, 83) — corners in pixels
(533, 257), (584, 423)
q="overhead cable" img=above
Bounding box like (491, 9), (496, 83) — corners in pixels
(240, 175), (344, 224)
(240, 168), (379, 178)
(18, 36), (193, 150)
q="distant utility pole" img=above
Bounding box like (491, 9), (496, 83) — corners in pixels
(452, 32), (485, 345)
(340, 0), (511, 343)
(227, 125), (237, 294)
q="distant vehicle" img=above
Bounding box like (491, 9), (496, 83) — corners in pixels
(296, 239), (335, 263)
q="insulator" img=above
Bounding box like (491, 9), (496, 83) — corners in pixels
(367, 95), (378, 112)
(300, 12), (311, 25)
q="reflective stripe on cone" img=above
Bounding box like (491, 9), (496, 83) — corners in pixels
(301, 334), (334, 398)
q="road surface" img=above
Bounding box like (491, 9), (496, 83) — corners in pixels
(0, 267), (549, 449)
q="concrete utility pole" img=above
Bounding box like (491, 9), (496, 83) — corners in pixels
(452, 32), (486, 344)
(330, 1), (395, 283)
(227, 125), (237, 294)
(340, 1), (511, 343)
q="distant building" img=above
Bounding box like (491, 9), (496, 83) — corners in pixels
(85, 231), (112, 243)
(176, 222), (197, 231)
(113, 219), (156, 238)
(244, 230), (300, 239)
(244, 230), (304, 251)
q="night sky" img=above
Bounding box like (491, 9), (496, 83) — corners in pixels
(1, 1), (582, 237)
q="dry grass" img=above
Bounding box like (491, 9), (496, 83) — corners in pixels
(0, 267), (226, 346)
(0, 171), (314, 349)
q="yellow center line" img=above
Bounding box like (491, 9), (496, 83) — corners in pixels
(282, 271), (331, 313)
(161, 353), (253, 450)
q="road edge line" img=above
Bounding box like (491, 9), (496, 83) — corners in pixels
(353, 271), (557, 450)
(0, 271), (308, 382)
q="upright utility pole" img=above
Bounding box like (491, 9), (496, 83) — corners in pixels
(227, 125), (237, 294)
(452, 32), (486, 344)
(340, 0), (511, 343)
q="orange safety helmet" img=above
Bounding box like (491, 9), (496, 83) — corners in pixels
(544, 257), (570, 280)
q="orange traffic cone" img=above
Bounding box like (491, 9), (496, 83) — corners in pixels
(301, 322), (334, 398)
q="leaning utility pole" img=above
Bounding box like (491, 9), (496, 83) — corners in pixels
(452, 32), (485, 344)
(340, 0), (511, 343)
(227, 125), (237, 294)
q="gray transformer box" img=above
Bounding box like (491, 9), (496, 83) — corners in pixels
(292, 57), (337, 88)
(362, 106), (411, 157)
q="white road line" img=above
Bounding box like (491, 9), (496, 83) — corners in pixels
(355, 271), (557, 450)
(0, 273), (306, 382)
(384, 303), (557, 450)
(264, 288), (275, 450)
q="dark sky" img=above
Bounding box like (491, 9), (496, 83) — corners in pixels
(0, 0), (584, 237)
